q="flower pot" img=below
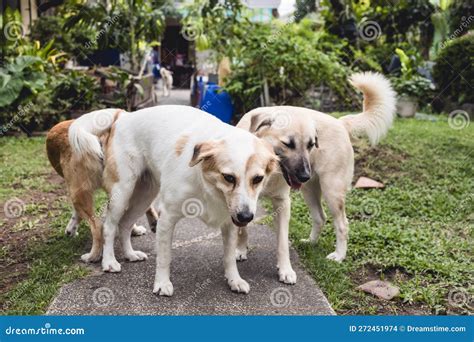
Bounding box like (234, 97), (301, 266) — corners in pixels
(397, 97), (418, 118)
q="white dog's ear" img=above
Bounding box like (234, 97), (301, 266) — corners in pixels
(189, 141), (219, 167)
(249, 113), (273, 133)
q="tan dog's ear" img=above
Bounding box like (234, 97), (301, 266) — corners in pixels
(189, 141), (219, 167)
(249, 113), (273, 133)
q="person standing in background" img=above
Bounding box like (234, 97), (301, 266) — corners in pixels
(150, 42), (161, 83)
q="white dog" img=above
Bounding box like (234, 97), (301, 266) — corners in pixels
(236, 72), (396, 283)
(160, 68), (173, 97)
(69, 105), (277, 295)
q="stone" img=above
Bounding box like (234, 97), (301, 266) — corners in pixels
(354, 177), (384, 189)
(357, 280), (400, 300)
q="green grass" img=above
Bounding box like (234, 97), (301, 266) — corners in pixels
(0, 137), (53, 201)
(0, 137), (101, 314)
(2, 211), (91, 315)
(265, 116), (473, 314)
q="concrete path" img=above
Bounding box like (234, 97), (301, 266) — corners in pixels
(47, 91), (334, 315)
(48, 213), (334, 315)
(156, 89), (191, 106)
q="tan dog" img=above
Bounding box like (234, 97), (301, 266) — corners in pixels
(236, 72), (396, 283)
(46, 111), (158, 263)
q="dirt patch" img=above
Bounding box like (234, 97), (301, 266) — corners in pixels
(349, 265), (431, 315)
(352, 140), (410, 185)
(0, 172), (66, 297)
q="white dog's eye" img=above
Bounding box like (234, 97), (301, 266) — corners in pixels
(222, 173), (236, 184)
(252, 175), (264, 185)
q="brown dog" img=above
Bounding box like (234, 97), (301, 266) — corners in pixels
(46, 113), (158, 263)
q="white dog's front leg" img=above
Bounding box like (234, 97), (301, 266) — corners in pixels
(272, 196), (297, 284)
(235, 227), (248, 261)
(153, 213), (177, 296)
(221, 223), (250, 294)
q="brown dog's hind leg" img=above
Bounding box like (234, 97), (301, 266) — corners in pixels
(146, 206), (159, 233)
(70, 186), (103, 263)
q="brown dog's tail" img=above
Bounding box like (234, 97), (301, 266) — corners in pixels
(339, 72), (396, 145)
(68, 109), (123, 160)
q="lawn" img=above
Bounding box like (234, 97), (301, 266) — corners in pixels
(0, 115), (472, 315)
(0, 137), (103, 314)
(269, 115), (473, 315)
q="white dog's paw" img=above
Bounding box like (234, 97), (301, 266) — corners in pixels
(125, 250), (148, 262)
(102, 258), (122, 273)
(81, 252), (101, 263)
(228, 277), (250, 294)
(235, 248), (248, 262)
(131, 224), (147, 236)
(300, 237), (316, 244)
(326, 251), (345, 262)
(278, 268), (297, 284)
(153, 281), (174, 296)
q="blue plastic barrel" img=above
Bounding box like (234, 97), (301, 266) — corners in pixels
(200, 84), (234, 124)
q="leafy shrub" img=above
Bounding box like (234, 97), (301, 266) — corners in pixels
(387, 47), (434, 108)
(391, 75), (433, 102)
(53, 70), (101, 113)
(29, 15), (95, 59)
(223, 21), (353, 115)
(0, 52), (102, 133)
(447, 2), (473, 34)
(0, 56), (47, 108)
(432, 32), (474, 105)
(0, 54), (60, 133)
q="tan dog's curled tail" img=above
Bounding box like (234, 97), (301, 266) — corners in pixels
(68, 108), (122, 160)
(339, 72), (396, 145)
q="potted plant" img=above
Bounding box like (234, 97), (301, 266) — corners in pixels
(391, 48), (434, 117)
(392, 74), (433, 117)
